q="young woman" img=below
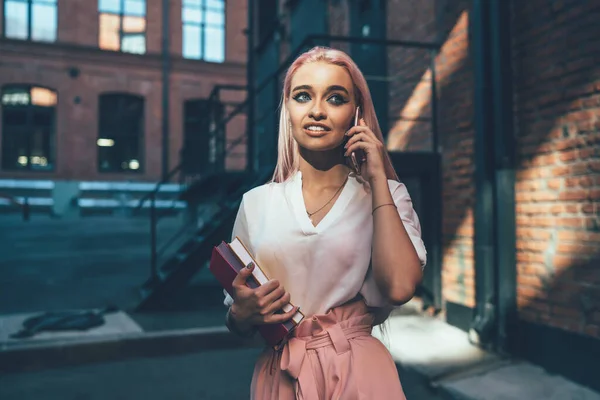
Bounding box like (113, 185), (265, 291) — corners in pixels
(224, 46), (426, 399)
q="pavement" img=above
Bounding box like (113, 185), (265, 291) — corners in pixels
(0, 347), (263, 400)
(374, 309), (600, 400)
(0, 310), (142, 349)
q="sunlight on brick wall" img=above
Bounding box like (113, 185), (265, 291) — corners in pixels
(386, 8), (475, 309)
(514, 0), (600, 338)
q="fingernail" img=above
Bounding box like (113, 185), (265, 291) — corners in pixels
(246, 262), (254, 269)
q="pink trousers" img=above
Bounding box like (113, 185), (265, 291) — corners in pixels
(250, 300), (406, 400)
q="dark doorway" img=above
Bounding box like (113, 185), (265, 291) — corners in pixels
(182, 99), (224, 175)
(389, 152), (443, 311)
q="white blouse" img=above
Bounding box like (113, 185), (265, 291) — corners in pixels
(223, 171), (427, 317)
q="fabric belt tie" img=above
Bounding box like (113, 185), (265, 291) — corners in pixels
(278, 324), (372, 400)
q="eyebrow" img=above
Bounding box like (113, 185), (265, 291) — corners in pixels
(291, 84), (350, 95)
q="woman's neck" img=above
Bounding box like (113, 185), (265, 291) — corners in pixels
(298, 148), (350, 191)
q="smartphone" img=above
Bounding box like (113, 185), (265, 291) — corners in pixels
(348, 106), (366, 175)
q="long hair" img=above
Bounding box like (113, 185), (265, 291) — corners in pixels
(272, 46), (399, 183)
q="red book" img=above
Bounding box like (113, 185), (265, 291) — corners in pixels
(209, 237), (304, 346)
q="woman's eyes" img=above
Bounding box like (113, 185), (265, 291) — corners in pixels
(292, 92), (348, 105)
(328, 94), (347, 105)
(293, 92), (311, 103)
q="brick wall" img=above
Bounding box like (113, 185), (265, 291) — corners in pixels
(0, 0), (247, 181)
(434, 2), (475, 309)
(386, 0), (436, 152)
(53, 0), (248, 59)
(513, 0), (600, 338)
(384, 0), (476, 309)
(57, 0), (99, 47)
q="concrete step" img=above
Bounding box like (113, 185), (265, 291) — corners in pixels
(438, 363), (600, 400)
(0, 322), (262, 374)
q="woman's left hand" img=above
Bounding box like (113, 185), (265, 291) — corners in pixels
(344, 118), (387, 183)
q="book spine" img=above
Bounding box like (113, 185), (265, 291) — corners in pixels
(209, 245), (237, 295)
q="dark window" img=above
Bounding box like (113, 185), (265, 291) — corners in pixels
(1, 85), (57, 171)
(3, 0), (57, 42)
(182, 0), (225, 62)
(182, 99), (224, 174)
(98, 93), (144, 173)
(99, 0), (146, 54)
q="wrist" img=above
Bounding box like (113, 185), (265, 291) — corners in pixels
(368, 171), (388, 185)
(227, 305), (254, 335)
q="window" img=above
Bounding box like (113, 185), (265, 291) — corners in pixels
(3, 0), (57, 42)
(99, 0), (146, 54)
(182, 0), (225, 62)
(1, 85), (57, 171)
(182, 99), (225, 174)
(98, 94), (144, 173)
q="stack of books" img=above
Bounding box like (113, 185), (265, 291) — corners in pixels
(209, 237), (304, 346)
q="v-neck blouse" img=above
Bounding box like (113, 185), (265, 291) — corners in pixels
(223, 171), (427, 317)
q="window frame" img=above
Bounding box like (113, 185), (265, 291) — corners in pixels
(1, 84), (57, 172)
(182, 0), (226, 62)
(2, 0), (58, 42)
(98, 0), (147, 54)
(97, 92), (145, 174)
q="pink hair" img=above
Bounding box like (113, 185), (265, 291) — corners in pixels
(271, 46), (399, 183)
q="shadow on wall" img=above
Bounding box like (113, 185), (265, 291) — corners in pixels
(511, 0), (600, 339)
(386, 0), (600, 375)
(508, 3), (600, 389)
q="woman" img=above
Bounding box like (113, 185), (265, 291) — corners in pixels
(224, 46), (426, 399)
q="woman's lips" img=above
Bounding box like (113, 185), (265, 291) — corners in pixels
(303, 127), (330, 137)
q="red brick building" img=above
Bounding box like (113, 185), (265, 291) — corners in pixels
(0, 0), (248, 182)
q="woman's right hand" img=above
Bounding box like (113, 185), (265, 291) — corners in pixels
(229, 263), (298, 327)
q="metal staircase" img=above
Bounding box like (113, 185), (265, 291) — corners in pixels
(135, 167), (273, 311)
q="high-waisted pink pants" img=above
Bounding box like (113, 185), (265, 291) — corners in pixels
(250, 300), (406, 400)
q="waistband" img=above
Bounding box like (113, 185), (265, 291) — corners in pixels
(271, 299), (375, 399)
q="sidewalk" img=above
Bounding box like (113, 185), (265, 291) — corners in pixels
(0, 346), (263, 400)
(2, 302), (599, 399)
(377, 303), (600, 400)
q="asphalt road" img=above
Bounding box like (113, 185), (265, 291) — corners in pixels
(0, 347), (443, 400)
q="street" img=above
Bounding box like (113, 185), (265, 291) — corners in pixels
(0, 346), (443, 400)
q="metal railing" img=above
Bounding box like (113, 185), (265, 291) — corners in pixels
(139, 83), (250, 287)
(0, 192), (30, 221)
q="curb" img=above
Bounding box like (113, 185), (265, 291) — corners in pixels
(0, 326), (263, 374)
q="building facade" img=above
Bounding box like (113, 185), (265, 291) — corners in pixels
(0, 0), (248, 183)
